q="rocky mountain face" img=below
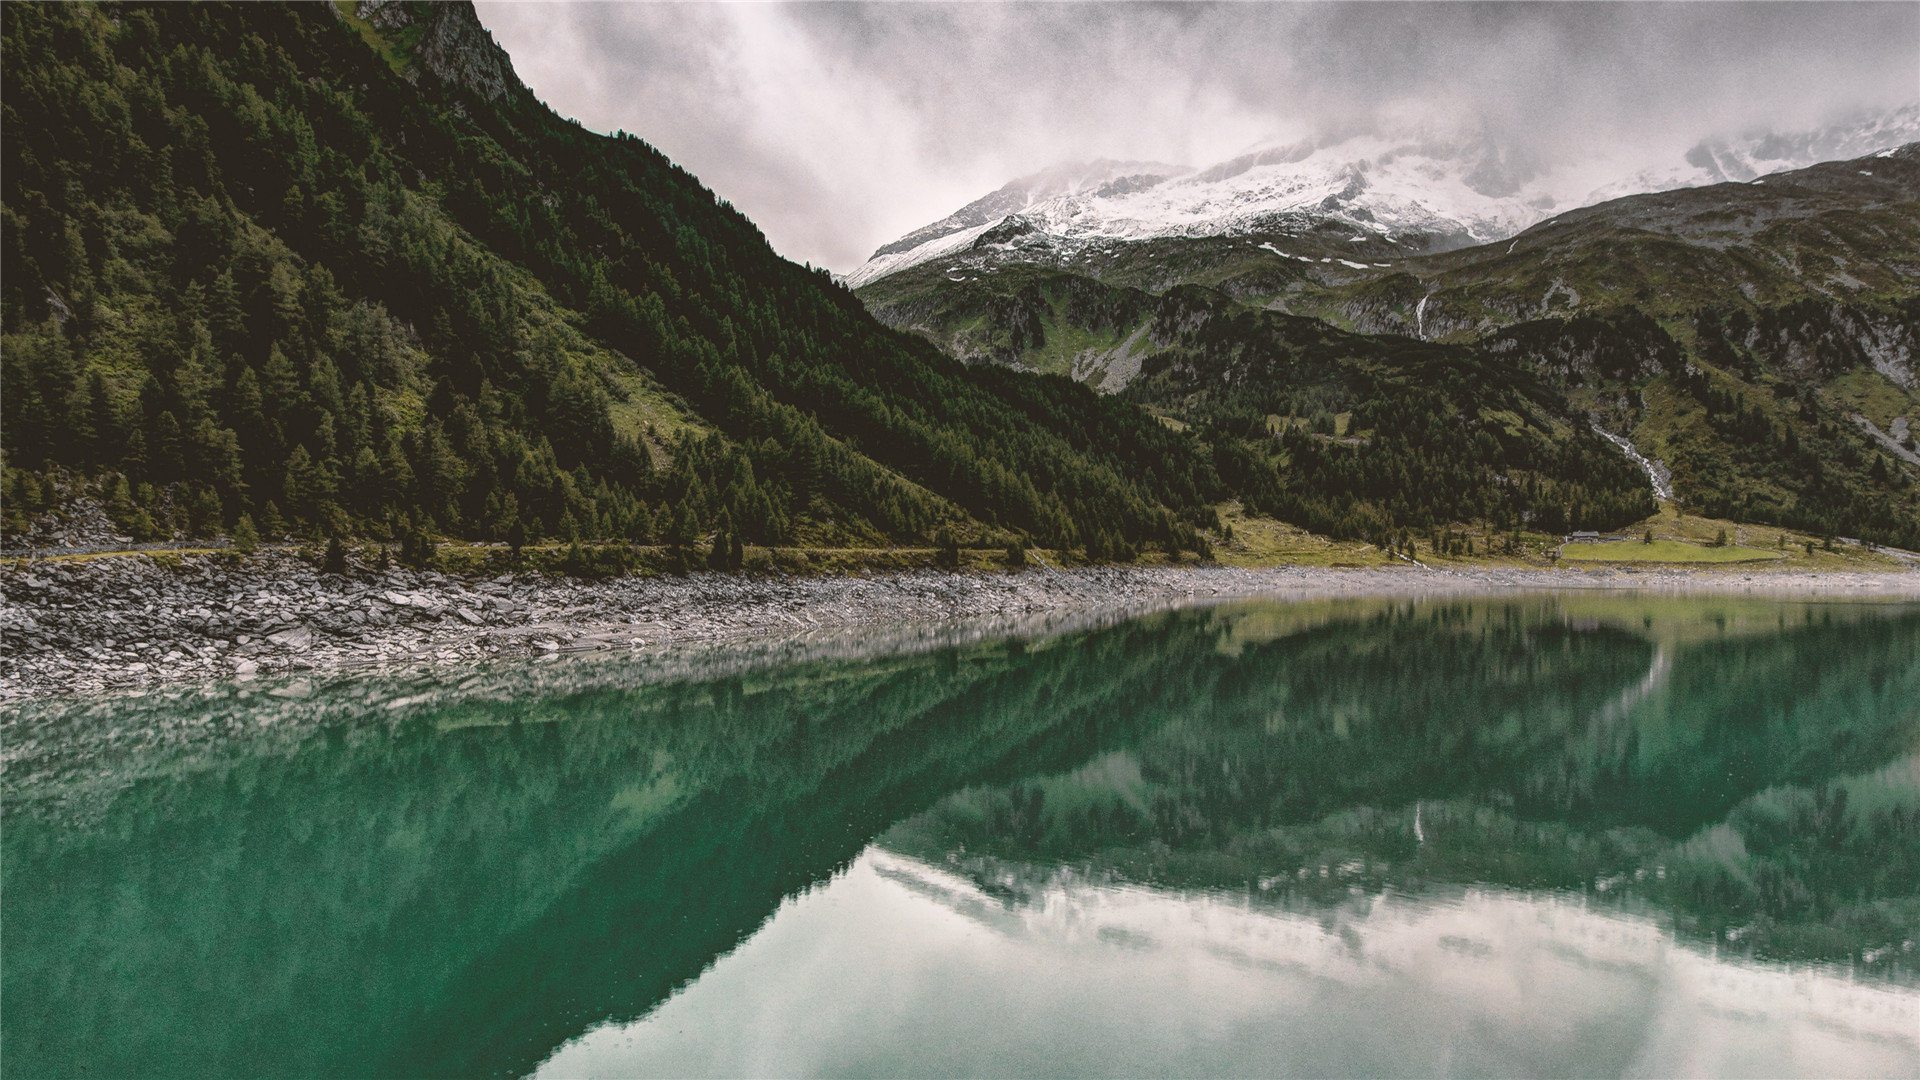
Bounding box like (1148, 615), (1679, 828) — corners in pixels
(352, 1), (521, 102)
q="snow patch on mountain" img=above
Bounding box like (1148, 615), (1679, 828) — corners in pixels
(1583, 104), (1920, 204)
(868, 159), (1187, 262)
(845, 219), (1005, 288)
(847, 106), (1920, 288)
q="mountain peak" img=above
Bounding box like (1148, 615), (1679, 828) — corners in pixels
(348, 1), (521, 102)
(867, 158), (1186, 263)
(848, 105), (1920, 289)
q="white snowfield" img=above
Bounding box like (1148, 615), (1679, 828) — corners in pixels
(845, 105), (1920, 289)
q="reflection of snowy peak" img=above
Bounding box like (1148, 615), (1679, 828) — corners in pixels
(847, 105), (1920, 288)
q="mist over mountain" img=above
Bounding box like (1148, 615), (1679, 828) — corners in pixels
(847, 105), (1920, 288)
(480, 2), (1920, 273)
(1588, 105), (1920, 202)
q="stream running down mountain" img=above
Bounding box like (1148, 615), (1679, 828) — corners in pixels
(1593, 423), (1677, 503)
(5, 593), (1919, 1078)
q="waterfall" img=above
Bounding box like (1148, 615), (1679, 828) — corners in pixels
(1592, 423), (1674, 503)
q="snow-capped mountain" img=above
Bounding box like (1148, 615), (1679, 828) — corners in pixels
(858, 159), (1185, 277)
(1584, 105), (1920, 203)
(848, 157), (1190, 286)
(845, 105), (1920, 289)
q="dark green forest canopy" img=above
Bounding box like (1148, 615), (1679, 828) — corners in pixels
(1, 1), (1221, 554)
(1120, 286), (1659, 539)
(14, 2), (1905, 555)
(860, 261), (1669, 542)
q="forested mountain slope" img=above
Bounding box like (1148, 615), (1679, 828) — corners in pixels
(1309, 148), (1920, 542)
(859, 148), (1920, 547)
(1308, 146), (1920, 338)
(1, 1), (1220, 558)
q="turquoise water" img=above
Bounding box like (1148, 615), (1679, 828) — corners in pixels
(4, 594), (1919, 1078)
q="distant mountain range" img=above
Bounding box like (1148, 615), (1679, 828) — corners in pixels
(853, 133), (1920, 548)
(845, 105), (1920, 288)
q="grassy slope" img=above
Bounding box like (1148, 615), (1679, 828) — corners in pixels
(1559, 538), (1782, 563)
(855, 148), (1920, 550)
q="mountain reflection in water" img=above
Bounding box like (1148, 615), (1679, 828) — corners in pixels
(543, 849), (1918, 1080)
(4, 594), (1918, 1079)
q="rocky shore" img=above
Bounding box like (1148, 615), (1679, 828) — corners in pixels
(4, 550), (1918, 702)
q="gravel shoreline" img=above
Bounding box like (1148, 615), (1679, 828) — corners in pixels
(4, 551), (1918, 702)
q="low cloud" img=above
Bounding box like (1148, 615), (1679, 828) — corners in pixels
(477, 1), (1920, 272)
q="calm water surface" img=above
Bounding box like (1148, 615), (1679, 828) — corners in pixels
(4, 593), (1919, 1078)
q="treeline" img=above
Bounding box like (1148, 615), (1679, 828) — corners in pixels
(1125, 290), (1658, 539)
(1488, 306), (1920, 549)
(1, 2), (1219, 556)
(1663, 356), (1919, 547)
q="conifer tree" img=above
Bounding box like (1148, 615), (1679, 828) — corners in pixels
(936, 524), (961, 569)
(322, 536), (347, 575)
(230, 513), (260, 554)
(708, 509), (736, 572)
(664, 499), (700, 572)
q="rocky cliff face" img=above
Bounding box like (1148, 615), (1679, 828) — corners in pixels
(356, 0), (519, 101)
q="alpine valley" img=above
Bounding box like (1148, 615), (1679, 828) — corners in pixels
(856, 110), (1920, 547)
(7, 9), (1920, 1077)
(3, 0), (1917, 567)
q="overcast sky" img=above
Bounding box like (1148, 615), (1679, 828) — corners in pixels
(475, 2), (1920, 273)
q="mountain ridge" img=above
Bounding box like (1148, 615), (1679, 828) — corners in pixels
(847, 105), (1920, 289)
(0, 0), (1224, 560)
(8, 1), (1914, 564)
(853, 141), (1920, 546)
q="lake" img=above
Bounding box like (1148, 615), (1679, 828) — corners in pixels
(5, 593), (1918, 1078)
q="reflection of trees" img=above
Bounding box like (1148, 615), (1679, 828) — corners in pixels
(887, 603), (1920, 977)
(1523, 609), (1920, 835)
(7, 599), (1917, 1079)
(893, 602), (1657, 863)
(1166, 604), (1657, 833)
(2, 613), (1208, 1080)
(1659, 768), (1920, 968)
